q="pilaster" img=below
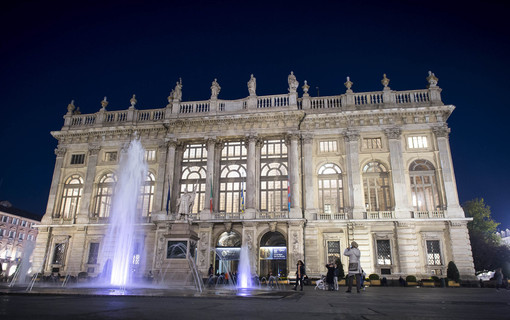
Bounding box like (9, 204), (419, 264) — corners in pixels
(43, 146), (66, 223)
(77, 144), (101, 224)
(344, 131), (364, 219)
(302, 134), (316, 220)
(286, 133), (302, 218)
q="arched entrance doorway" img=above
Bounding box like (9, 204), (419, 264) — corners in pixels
(215, 231), (241, 275)
(259, 231), (287, 277)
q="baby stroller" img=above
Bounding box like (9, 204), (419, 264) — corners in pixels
(314, 275), (327, 290)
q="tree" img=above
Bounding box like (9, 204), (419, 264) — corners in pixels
(463, 198), (500, 244)
(463, 198), (510, 277)
(447, 261), (460, 282)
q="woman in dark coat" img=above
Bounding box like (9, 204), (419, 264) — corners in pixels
(293, 260), (306, 291)
(325, 263), (335, 291)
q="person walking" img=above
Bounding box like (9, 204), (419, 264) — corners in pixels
(344, 241), (362, 293)
(293, 260), (306, 291)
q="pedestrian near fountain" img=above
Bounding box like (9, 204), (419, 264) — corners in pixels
(293, 260), (306, 291)
(325, 263), (335, 291)
(344, 241), (362, 293)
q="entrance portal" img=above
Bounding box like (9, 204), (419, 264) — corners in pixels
(215, 231), (241, 275)
(259, 231), (287, 277)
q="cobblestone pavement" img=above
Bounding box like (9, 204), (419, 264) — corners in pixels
(1, 285), (509, 319)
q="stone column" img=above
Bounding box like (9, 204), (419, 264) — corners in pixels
(385, 127), (412, 218)
(171, 143), (184, 214)
(447, 221), (476, 280)
(245, 135), (257, 219)
(288, 221), (305, 269)
(344, 131), (364, 219)
(255, 139), (263, 212)
(286, 133), (302, 218)
(433, 126), (463, 218)
(197, 223), (213, 275)
(152, 140), (170, 213)
(394, 222), (419, 275)
(77, 144), (101, 224)
(42, 146), (67, 223)
(302, 134), (316, 220)
(201, 138), (216, 219)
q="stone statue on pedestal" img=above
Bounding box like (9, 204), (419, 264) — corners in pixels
(247, 74), (256, 96)
(288, 71), (299, 93)
(173, 78), (183, 101)
(177, 184), (197, 221)
(210, 78), (221, 99)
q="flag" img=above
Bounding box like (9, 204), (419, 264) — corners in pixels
(165, 175), (171, 215)
(240, 178), (245, 213)
(287, 175), (291, 212)
(209, 178), (213, 214)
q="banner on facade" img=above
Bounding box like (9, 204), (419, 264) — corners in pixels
(259, 247), (287, 260)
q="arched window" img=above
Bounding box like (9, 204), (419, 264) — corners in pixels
(180, 143), (207, 214)
(362, 161), (392, 211)
(138, 172), (155, 218)
(217, 231), (242, 247)
(318, 164), (344, 214)
(409, 160), (440, 211)
(59, 175), (83, 219)
(220, 141), (247, 214)
(94, 173), (116, 218)
(260, 139), (288, 212)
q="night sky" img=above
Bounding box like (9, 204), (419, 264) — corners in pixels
(1, 1), (509, 227)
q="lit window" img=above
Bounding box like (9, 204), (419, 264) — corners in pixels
(104, 151), (117, 162)
(260, 139), (288, 212)
(70, 154), (85, 165)
(410, 160), (440, 211)
(362, 138), (382, 149)
(145, 150), (156, 162)
(426, 240), (442, 265)
(376, 240), (392, 265)
(94, 173), (116, 218)
(180, 143), (207, 214)
(318, 164), (344, 214)
(319, 140), (338, 153)
(363, 161), (392, 211)
(220, 141), (247, 214)
(408, 136), (428, 149)
(138, 173), (155, 218)
(58, 175), (83, 219)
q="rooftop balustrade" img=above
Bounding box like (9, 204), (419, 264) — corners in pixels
(62, 85), (442, 129)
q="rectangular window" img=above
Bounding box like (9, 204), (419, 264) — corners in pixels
(376, 240), (392, 265)
(27, 234), (34, 241)
(21, 220), (27, 227)
(408, 136), (428, 149)
(104, 151), (117, 162)
(145, 150), (156, 162)
(362, 138), (382, 149)
(8, 231), (15, 238)
(12, 218), (19, 225)
(167, 241), (187, 259)
(327, 240), (341, 264)
(70, 154), (85, 165)
(1, 216), (8, 222)
(426, 240), (442, 265)
(52, 243), (67, 264)
(0, 229), (5, 236)
(87, 243), (100, 264)
(319, 140), (338, 153)
(18, 233), (24, 240)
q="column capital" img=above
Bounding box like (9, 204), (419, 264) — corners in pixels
(384, 127), (402, 140)
(433, 125), (450, 138)
(302, 133), (314, 144)
(88, 144), (101, 156)
(244, 134), (258, 145)
(285, 132), (300, 146)
(343, 130), (360, 142)
(54, 145), (67, 157)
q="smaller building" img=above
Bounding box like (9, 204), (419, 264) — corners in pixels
(0, 201), (41, 279)
(497, 228), (510, 246)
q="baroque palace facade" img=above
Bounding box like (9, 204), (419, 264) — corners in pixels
(32, 71), (475, 280)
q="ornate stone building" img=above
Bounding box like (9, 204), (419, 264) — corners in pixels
(32, 72), (475, 281)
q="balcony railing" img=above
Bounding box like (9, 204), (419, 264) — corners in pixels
(316, 212), (347, 220)
(63, 86), (441, 129)
(367, 211), (394, 219)
(412, 210), (445, 219)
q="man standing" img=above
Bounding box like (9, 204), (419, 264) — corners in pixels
(344, 241), (362, 293)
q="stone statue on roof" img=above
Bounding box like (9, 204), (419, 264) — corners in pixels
(288, 71), (299, 93)
(211, 78), (221, 99)
(247, 74), (256, 96)
(173, 78), (183, 101)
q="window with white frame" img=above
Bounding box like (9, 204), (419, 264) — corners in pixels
(70, 154), (85, 165)
(362, 137), (382, 149)
(1, 216), (8, 223)
(12, 218), (18, 225)
(58, 174), (83, 219)
(104, 151), (117, 162)
(94, 173), (116, 218)
(219, 141), (247, 214)
(426, 240), (442, 265)
(145, 150), (156, 162)
(18, 233), (24, 240)
(363, 161), (392, 211)
(410, 160), (440, 211)
(407, 136), (428, 149)
(376, 239), (392, 265)
(180, 143), (207, 214)
(260, 139), (288, 212)
(138, 172), (155, 218)
(319, 140), (338, 153)
(318, 164), (344, 214)
(21, 220), (27, 227)
(8, 231), (15, 238)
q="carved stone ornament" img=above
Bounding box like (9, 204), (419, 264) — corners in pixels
(302, 134), (313, 144)
(288, 71), (299, 93)
(167, 139), (178, 149)
(173, 78), (183, 101)
(344, 76), (353, 91)
(54, 146), (67, 157)
(426, 71), (439, 87)
(210, 78), (221, 99)
(130, 94), (137, 107)
(268, 221), (277, 233)
(67, 100), (76, 113)
(381, 74), (390, 88)
(88, 144), (101, 156)
(344, 130), (360, 142)
(247, 74), (256, 96)
(432, 125), (450, 138)
(224, 222), (232, 232)
(384, 127), (402, 140)
(302, 80), (310, 94)
(100, 96), (108, 110)
(245, 134), (258, 145)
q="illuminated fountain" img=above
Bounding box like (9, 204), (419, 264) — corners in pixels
(237, 243), (254, 289)
(102, 138), (147, 287)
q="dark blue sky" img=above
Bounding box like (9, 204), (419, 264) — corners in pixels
(1, 0), (509, 226)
